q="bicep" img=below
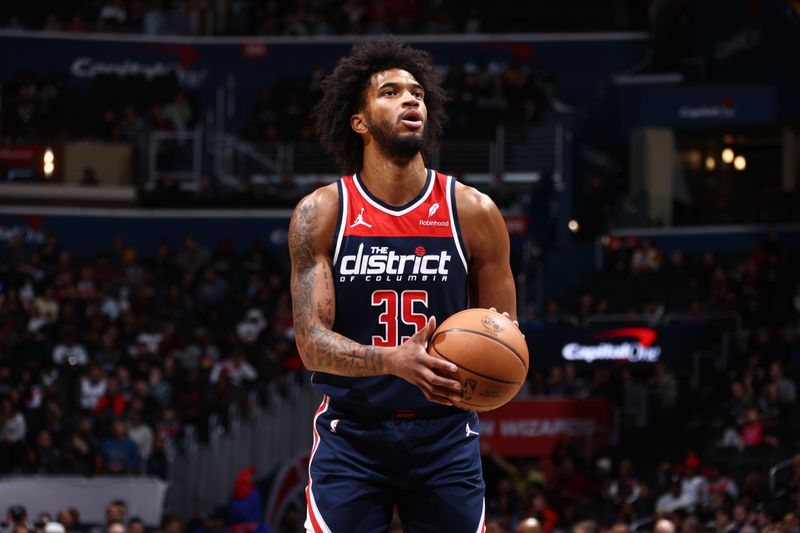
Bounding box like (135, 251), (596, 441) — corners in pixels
(467, 201), (517, 319)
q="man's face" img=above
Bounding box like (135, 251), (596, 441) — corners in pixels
(358, 68), (428, 161)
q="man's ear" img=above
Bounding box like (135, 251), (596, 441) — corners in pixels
(351, 113), (368, 134)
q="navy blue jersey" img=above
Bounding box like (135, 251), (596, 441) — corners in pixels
(311, 169), (469, 416)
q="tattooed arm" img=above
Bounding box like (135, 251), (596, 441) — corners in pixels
(288, 185), (462, 404)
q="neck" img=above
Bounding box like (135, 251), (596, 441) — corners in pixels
(359, 148), (428, 206)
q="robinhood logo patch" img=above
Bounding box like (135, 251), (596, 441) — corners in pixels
(561, 328), (662, 363)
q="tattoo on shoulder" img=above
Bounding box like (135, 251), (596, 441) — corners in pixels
(289, 200), (316, 270)
(289, 198), (384, 376)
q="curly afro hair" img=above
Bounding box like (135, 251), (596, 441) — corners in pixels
(312, 38), (448, 174)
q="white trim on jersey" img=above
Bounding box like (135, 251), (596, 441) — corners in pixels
(352, 170), (435, 216)
(332, 181), (349, 265)
(475, 498), (486, 533)
(445, 175), (469, 272)
(305, 396), (334, 533)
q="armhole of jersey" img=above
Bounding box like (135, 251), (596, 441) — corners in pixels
(446, 175), (469, 273)
(332, 178), (348, 265)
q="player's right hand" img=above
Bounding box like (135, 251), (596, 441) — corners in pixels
(390, 316), (463, 406)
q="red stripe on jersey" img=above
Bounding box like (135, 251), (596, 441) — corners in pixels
(342, 172), (454, 238)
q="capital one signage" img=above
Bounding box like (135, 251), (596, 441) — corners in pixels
(561, 327), (662, 363)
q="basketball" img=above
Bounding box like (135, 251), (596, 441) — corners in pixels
(428, 308), (529, 412)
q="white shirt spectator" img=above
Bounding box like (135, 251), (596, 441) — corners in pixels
(656, 486), (694, 514)
(681, 475), (707, 509)
(53, 342), (89, 366)
(128, 420), (154, 461)
(1, 412), (26, 443)
(99, 1), (127, 24)
(136, 331), (164, 355)
(80, 376), (107, 409)
(237, 308), (267, 343)
(210, 356), (257, 386)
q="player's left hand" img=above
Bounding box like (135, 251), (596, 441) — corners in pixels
(489, 307), (520, 330)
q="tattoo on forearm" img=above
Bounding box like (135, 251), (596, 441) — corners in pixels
(289, 200), (384, 376)
(308, 326), (384, 374)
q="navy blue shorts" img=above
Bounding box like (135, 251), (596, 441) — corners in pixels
(305, 396), (486, 533)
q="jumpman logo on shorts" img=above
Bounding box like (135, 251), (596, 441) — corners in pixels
(350, 207), (372, 229)
(465, 422), (480, 437)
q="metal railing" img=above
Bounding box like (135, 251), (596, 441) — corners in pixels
(769, 457), (796, 497)
(164, 378), (322, 518)
(147, 121), (561, 190)
(147, 126), (203, 190)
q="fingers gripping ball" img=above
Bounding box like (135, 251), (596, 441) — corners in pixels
(428, 308), (529, 412)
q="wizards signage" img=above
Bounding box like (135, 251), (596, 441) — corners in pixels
(479, 399), (610, 457)
(522, 324), (706, 372)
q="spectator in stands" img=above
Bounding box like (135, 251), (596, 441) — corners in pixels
(4, 506), (29, 532)
(607, 458), (642, 511)
(679, 453), (706, 513)
(147, 435), (168, 478)
(147, 366), (173, 407)
(62, 416), (98, 475)
(128, 411), (154, 462)
(237, 308), (267, 345)
(1, 396), (27, 450)
(126, 518), (144, 533)
(654, 519), (676, 533)
(154, 406), (181, 445)
(210, 348), (257, 389)
(650, 361), (679, 415)
(656, 475), (693, 515)
(164, 92), (193, 134)
(52, 329), (88, 367)
(120, 105), (146, 144)
(514, 517), (542, 533)
(631, 239), (662, 273)
(176, 234), (210, 271)
(768, 361), (796, 405)
(54, 510), (79, 533)
(24, 428), (61, 473)
(94, 377), (127, 419)
(572, 521), (597, 533)
(99, 419), (141, 474)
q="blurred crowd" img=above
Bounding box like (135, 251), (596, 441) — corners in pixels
(0, 0), (648, 36)
(480, 233), (800, 532)
(0, 470), (284, 533)
(0, 71), (195, 146)
(0, 230), (300, 477)
(1, 228), (799, 532)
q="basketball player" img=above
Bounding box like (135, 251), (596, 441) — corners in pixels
(289, 38), (516, 533)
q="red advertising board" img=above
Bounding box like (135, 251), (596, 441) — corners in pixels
(478, 399), (610, 457)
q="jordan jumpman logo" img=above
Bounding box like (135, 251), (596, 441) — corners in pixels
(350, 207), (372, 228)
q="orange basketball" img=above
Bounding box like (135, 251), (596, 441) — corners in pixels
(428, 308), (529, 412)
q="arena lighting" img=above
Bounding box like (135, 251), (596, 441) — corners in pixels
(734, 155), (747, 171)
(568, 219), (580, 233)
(705, 156), (716, 171)
(721, 147), (735, 164)
(43, 148), (55, 177)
